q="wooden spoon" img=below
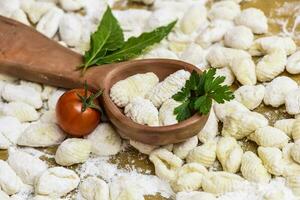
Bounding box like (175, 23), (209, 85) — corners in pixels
(0, 16), (208, 145)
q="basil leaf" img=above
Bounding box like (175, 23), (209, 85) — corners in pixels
(95, 20), (177, 64)
(83, 7), (124, 70)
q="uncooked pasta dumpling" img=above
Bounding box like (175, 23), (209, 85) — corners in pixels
(274, 119), (295, 138)
(234, 84), (265, 110)
(129, 140), (158, 155)
(286, 51), (300, 74)
(180, 43), (206, 66)
(146, 70), (190, 108)
(292, 118), (300, 141)
(256, 48), (287, 82)
(230, 57), (257, 85)
(79, 177), (109, 200)
(197, 110), (219, 143)
(35, 167), (80, 197)
(202, 171), (245, 195)
(213, 100), (249, 122)
(149, 148), (183, 182)
(110, 73), (159, 108)
(208, 1), (241, 21)
(186, 141), (217, 167)
(222, 111), (268, 139)
(215, 67), (235, 86)
(216, 136), (243, 173)
(241, 151), (271, 183)
(234, 8), (268, 34)
(257, 147), (285, 176)
(291, 141), (300, 164)
(159, 99), (181, 126)
(0, 189), (9, 200)
(224, 26), (254, 50)
(171, 163), (208, 192)
(263, 76), (298, 107)
(285, 88), (300, 115)
(248, 126), (289, 149)
(286, 175), (300, 197)
(180, 5), (207, 34)
(55, 138), (92, 166)
(0, 160), (23, 195)
(173, 136), (198, 159)
(125, 97), (159, 126)
(86, 123), (122, 156)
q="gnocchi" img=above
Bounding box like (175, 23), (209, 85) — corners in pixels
(285, 88), (300, 115)
(274, 119), (295, 138)
(146, 70), (190, 108)
(208, 1), (241, 21)
(258, 147), (285, 176)
(197, 109), (219, 143)
(110, 73), (159, 108)
(180, 5), (207, 34)
(213, 100), (249, 122)
(292, 117), (300, 141)
(224, 26), (254, 50)
(291, 141), (300, 164)
(241, 151), (271, 183)
(286, 175), (300, 197)
(173, 136), (198, 159)
(0, 160), (23, 195)
(186, 141), (217, 167)
(2, 102), (39, 122)
(286, 51), (300, 74)
(125, 97), (159, 126)
(158, 99), (180, 126)
(79, 177), (109, 200)
(149, 148), (183, 182)
(216, 136), (243, 173)
(234, 84), (265, 110)
(215, 67), (235, 86)
(248, 126), (289, 149)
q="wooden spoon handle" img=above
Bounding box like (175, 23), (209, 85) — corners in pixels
(0, 16), (85, 88)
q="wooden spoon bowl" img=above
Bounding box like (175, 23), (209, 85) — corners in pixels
(0, 16), (208, 145)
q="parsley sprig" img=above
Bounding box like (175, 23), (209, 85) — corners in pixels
(172, 69), (234, 122)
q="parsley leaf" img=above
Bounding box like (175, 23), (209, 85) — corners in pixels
(172, 69), (234, 122)
(82, 7), (124, 71)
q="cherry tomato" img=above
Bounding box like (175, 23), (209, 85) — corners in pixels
(56, 88), (102, 137)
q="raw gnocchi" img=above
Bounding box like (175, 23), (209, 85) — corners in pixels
(241, 151), (271, 183)
(0, 160), (23, 195)
(146, 70), (190, 108)
(125, 97), (159, 126)
(224, 26), (254, 50)
(286, 51), (300, 74)
(202, 171), (244, 195)
(159, 99), (181, 126)
(129, 140), (158, 155)
(274, 119), (295, 138)
(291, 141), (300, 164)
(248, 126), (289, 149)
(180, 5), (207, 34)
(292, 118), (300, 141)
(258, 147), (285, 176)
(234, 8), (268, 34)
(286, 175), (300, 197)
(86, 123), (122, 156)
(197, 110), (219, 143)
(285, 88), (300, 115)
(2, 102), (39, 122)
(234, 84), (265, 110)
(263, 76), (298, 107)
(35, 167), (80, 197)
(215, 67), (235, 86)
(213, 100), (249, 122)
(173, 136), (198, 159)
(79, 177), (109, 200)
(171, 163), (208, 192)
(216, 136), (243, 173)
(208, 1), (241, 21)
(0, 116), (23, 146)
(230, 57), (257, 85)
(111, 72), (159, 108)
(186, 141), (217, 167)
(55, 138), (92, 166)
(149, 148), (183, 182)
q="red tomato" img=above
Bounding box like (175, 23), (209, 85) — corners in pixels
(56, 88), (101, 137)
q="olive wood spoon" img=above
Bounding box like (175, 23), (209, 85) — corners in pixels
(0, 16), (208, 145)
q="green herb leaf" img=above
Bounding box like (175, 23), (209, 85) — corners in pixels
(94, 20), (177, 64)
(82, 7), (124, 71)
(172, 69), (234, 122)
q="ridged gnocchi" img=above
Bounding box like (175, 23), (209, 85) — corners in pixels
(0, 160), (23, 195)
(198, 110), (219, 143)
(202, 172), (244, 195)
(263, 76), (298, 107)
(79, 177), (109, 200)
(17, 122), (66, 147)
(173, 136), (198, 159)
(149, 148), (183, 182)
(146, 70), (190, 108)
(241, 151), (271, 183)
(292, 118), (300, 141)
(230, 57), (257, 85)
(213, 100), (249, 122)
(125, 97), (159, 126)
(0, 116), (23, 146)
(0, 189), (9, 200)
(180, 43), (206, 66)
(215, 67), (235, 86)
(222, 111), (268, 139)
(216, 136), (243, 173)
(158, 99), (180, 126)
(234, 8), (268, 34)
(274, 119), (295, 138)
(286, 175), (300, 197)
(55, 138), (92, 166)
(59, 13), (82, 47)
(180, 5), (207, 34)
(285, 88), (300, 115)
(234, 84), (265, 110)
(208, 1), (241, 21)
(186, 141), (217, 167)
(171, 163), (208, 192)
(111, 73), (159, 108)
(248, 126), (289, 149)
(2, 102), (39, 122)
(258, 147), (285, 176)
(86, 123), (122, 156)
(35, 167), (80, 197)
(256, 48), (287, 82)
(286, 51), (300, 74)
(129, 140), (158, 155)
(224, 26), (254, 50)
(8, 149), (48, 185)
(291, 141), (300, 164)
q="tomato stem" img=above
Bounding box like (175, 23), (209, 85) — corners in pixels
(77, 81), (103, 112)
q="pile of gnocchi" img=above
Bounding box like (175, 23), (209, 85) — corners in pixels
(0, 0), (300, 199)
(110, 70), (190, 126)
